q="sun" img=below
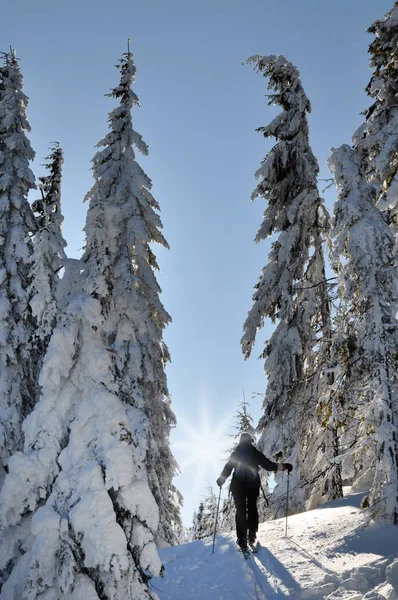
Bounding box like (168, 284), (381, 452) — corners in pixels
(172, 400), (235, 499)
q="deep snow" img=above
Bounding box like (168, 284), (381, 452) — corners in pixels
(152, 492), (398, 600)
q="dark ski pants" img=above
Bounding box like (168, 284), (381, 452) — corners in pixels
(231, 483), (259, 545)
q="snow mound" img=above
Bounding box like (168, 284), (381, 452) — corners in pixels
(153, 492), (398, 600)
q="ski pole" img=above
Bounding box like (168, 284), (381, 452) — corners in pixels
(260, 483), (270, 507)
(285, 471), (290, 537)
(212, 485), (222, 555)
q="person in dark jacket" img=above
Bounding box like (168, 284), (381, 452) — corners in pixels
(216, 432), (293, 550)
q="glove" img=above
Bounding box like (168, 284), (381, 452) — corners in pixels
(216, 476), (225, 487)
(282, 463), (293, 473)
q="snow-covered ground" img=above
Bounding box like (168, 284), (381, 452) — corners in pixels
(152, 492), (398, 599)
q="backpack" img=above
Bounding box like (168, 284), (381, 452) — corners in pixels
(234, 445), (258, 483)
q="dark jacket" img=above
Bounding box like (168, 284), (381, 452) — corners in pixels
(220, 442), (278, 489)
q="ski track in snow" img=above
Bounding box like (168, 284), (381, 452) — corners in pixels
(152, 492), (398, 600)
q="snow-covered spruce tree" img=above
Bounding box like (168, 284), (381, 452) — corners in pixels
(0, 257), (164, 598)
(191, 503), (205, 540)
(0, 50), (37, 473)
(202, 489), (218, 538)
(0, 50), (177, 599)
(353, 3), (398, 225)
(231, 396), (256, 440)
(219, 494), (235, 534)
(241, 55), (337, 512)
(192, 490), (217, 540)
(329, 144), (398, 523)
(29, 143), (67, 370)
(83, 49), (181, 546)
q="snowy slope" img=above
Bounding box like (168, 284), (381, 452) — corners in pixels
(152, 492), (398, 600)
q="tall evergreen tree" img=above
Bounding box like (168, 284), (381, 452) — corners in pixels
(241, 55), (334, 511)
(353, 3), (398, 224)
(0, 49), (178, 599)
(83, 48), (181, 546)
(29, 143), (67, 364)
(341, 1), (398, 512)
(329, 144), (398, 523)
(0, 50), (37, 472)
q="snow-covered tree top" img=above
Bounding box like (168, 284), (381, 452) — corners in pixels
(0, 49), (34, 141)
(93, 51), (151, 163)
(84, 51), (170, 332)
(366, 3), (398, 106)
(244, 54), (321, 239)
(246, 54), (311, 141)
(233, 398), (255, 437)
(353, 3), (398, 217)
(32, 143), (64, 233)
(107, 51), (142, 112)
(0, 49), (36, 227)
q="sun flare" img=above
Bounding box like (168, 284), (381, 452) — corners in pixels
(172, 402), (235, 497)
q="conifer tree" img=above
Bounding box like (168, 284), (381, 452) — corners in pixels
(329, 144), (398, 523)
(349, 0), (398, 517)
(192, 491), (217, 540)
(202, 488), (218, 538)
(29, 143), (67, 366)
(0, 49), (178, 599)
(0, 263), (164, 598)
(83, 48), (181, 546)
(353, 2), (398, 224)
(0, 50), (37, 471)
(241, 55), (334, 510)
(231, 395), (256, 440)
(191, 503), (205, 540)
(219, 494), (235, 533)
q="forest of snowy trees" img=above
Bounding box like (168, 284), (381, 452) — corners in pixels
(1, 1), (398, 599)
(241, 1), (398, 525)
(0, 49), (181, 599)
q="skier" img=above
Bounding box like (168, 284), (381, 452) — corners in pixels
(216, 432), (292, 552)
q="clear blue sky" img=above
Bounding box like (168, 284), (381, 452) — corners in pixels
(1, 0), (392, 527)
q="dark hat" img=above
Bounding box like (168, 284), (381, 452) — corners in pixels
(239, 432), (254, 445)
